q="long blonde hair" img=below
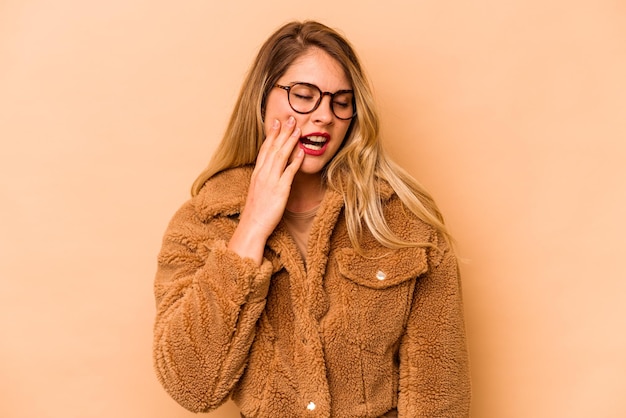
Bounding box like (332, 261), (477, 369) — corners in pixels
(192, 21), (451, 250)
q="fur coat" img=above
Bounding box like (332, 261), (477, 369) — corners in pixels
(153, 166), (470, 417)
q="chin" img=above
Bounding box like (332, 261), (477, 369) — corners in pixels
(297, 161), (327, 176)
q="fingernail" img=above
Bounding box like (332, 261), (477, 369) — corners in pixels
(292, 127), (301, 137)
(287, 116), (295, 125)
(273, 119), (279, 129)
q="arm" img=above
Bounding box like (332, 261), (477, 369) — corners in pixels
(153, 117), (303, 412)
(228, 116), (304, 265)
(397, 239), (471, 417)
(153, 202), (273, 413)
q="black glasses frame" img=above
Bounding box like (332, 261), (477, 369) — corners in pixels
(274, 83), (357, 120)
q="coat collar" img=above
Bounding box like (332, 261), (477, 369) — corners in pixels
(193, 166), (254, 222)
(193, 165), (396, 222)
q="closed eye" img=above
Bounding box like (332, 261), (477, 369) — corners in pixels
(294, 93), (315, 101)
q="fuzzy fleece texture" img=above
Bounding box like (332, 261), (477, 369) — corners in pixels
(153, 166), (470, 417)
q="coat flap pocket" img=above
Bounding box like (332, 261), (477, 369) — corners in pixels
(336, 246), (428, 289)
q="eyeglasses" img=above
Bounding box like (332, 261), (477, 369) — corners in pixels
(274, 82), (356, 120)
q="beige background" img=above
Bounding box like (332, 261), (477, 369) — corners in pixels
(1, 0), (625, 417)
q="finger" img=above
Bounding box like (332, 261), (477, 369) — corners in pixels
(270, 116), (296, 149)
(259, 122), (300, 179)
(256, 116), (295, 169)
(282, 147), (305, 184)
(269, 126), (301, 176)
(254, 117), (299, 181)
(255, 119), (280, 168)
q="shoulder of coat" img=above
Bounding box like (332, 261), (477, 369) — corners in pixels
(192, 166), (254, 221)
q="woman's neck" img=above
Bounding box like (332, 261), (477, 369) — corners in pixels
(286, 172), (325, 212)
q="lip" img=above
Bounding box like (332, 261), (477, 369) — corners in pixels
(298, 132), (331, 156)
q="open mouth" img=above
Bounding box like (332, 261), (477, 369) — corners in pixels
(299, 134), (329, 151)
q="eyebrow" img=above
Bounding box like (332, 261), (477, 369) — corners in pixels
(288, 81), (354, 92)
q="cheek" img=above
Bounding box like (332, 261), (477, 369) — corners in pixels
(264, 91), (290, 119)
(262, 95), (278, 135)
(336, 122), (352, 144)
(263, 93), (296, 136)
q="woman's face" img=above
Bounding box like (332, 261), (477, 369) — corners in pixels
(263, 47), (353, 176)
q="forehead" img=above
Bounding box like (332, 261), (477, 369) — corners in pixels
(280, 47), (351, 91)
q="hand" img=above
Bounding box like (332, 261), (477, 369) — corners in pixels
(228, 116), (305, 264)
(244, 116), (304, 237)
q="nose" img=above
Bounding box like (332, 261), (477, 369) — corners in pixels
(311, 94), (334, 125)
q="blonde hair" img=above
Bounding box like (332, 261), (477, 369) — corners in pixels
(192, 21), (451, 250)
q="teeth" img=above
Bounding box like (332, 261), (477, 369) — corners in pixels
(306, 135), (327, 143)
(300, 135), (327, 151)
(302, 142), (323, 150)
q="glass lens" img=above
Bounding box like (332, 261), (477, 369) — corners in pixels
(289, 84), (320, 113)
(331, 91), (354, 119)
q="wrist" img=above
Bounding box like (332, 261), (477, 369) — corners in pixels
(228, 219), (270, 266)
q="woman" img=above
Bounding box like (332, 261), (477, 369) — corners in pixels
(153, 21), (470, 417)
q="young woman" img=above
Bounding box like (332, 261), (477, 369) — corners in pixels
(153, 21), (470, 418)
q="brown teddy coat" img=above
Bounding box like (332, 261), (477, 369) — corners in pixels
(153, 166), (470, 417)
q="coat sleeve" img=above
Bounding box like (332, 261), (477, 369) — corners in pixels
(152, 200), (273, 413)
(397, 236), (471, 417)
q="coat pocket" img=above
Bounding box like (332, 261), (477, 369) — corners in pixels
(331, 245), (429, 356)
(335, 246), (428, 289)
